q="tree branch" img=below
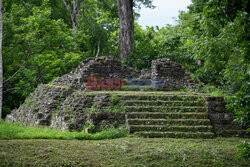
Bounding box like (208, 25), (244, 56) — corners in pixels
(22, 0), (32, 14)
(3, 87), (16, 94)
(3, 67), (23, 84)
(3, 42), (33, 85)
(62, 0), (73, 17)
(73, 0), (79, 24)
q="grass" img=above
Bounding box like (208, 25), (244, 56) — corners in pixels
(0, 121), (128, 140)
(201, 85), (230, 98)
(0, 137), (249, 167)
(0, 122), (249, 166)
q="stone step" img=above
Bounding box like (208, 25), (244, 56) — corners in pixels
(129, 125), (213, 133)
(125, 106), (207, 112)
(126, 112), (209, 119)
(127, 118), (211, 126)
(123, 100), (205, 106)
(134, 131), (215, 138)
(119, 95), (205, 101)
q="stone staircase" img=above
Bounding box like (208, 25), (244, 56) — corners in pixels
(121, 94), (215, 138)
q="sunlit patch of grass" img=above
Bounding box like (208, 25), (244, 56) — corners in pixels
(0, 121), (128, 140)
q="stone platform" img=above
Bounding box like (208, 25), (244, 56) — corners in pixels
(5, 57), (247, 138)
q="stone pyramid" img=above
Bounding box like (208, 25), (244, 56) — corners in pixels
(6, 56), (245, 137)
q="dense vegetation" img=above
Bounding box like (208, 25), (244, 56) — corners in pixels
(2, 0), (249, 129)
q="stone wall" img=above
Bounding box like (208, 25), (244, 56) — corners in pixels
(205, 97), (246, 137)
(52, 56), (139, 90)
(151, 58), (199, 90)
(87, 112), (125, 132)
(6, 85), (73, 127)
(6, 56), (137, 131)
(51, 92), (125, 131)
(50, 92), (95, 131)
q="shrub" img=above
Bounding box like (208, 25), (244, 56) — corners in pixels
(236, 141), (250, 160)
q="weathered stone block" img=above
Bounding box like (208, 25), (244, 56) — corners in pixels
(36, 113), (44, 119)
(39, 120), (50, 126)
(87, 112), (126, 130)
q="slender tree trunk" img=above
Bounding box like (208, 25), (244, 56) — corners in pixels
(22, 0), (32, 14)
(0, 0), (3, 118)
(95, 40), (100, 57)
(117, 0), (134, 62)
(72, 0), (79, 40)
(62, 0), (79, 40)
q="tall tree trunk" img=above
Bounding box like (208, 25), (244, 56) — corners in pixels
(62, 0), (79, 40)
(0, 0), (3, 118)
(117, 0), (134, 62)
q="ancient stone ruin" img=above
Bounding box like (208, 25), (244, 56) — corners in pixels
(6, 56), (246, 137)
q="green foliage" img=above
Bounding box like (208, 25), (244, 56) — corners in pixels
(227, 83), (249, 127)
(182, 1), (250, 161)
(0, 121), (128, 140)
(111, 94), (120, 105)
(100, 120), (116, 131)
(134, 0), (155, 9)
(2, 0), (87, 117)
(86, 123), (95, 133)
(128, 24), (189, 70)
(185, 0), (249, 92)
(76, 0), (119, 57)
(176, 0), (250, 131)
(130, 24), (159, 69)
(236, 141), (250, 160)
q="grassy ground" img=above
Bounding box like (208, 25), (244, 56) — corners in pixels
(0, 121), (128, 140)
(0, 137), (249, 167)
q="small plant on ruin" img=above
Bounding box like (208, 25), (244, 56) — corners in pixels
(86, 123), (95, 133)
(111, 94), (121, 105)
(85, 107), (98, 113)
(100, 120), (115, 131)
